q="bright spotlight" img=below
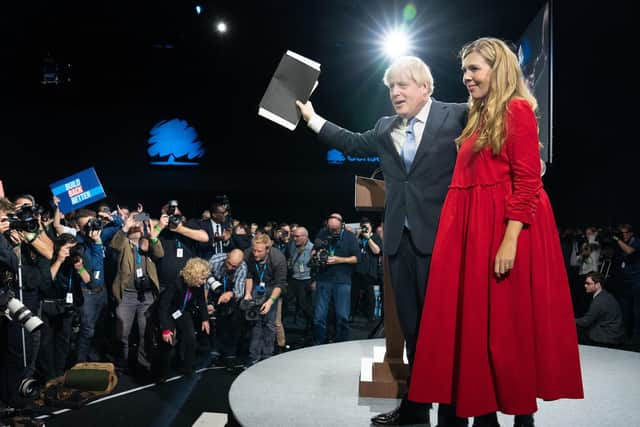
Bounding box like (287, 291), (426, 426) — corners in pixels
(195, 5), (202, 15)
(383, 30), (411, 59)
(216, 21), (228, 34)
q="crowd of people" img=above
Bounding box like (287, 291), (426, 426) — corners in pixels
(0, 194), (385, 408)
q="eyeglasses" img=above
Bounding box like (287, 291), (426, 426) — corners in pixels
(584, 281), (597, 286)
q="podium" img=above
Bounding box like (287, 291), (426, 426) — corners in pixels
(354, 176), (409, 398)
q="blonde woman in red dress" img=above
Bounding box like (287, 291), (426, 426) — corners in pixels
(408, 37), (584, 427)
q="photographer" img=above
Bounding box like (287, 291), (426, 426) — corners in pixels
(155, 201), (209, 289)
(110, 214), (164, 372)
(352, 219), (382, 321)
(1, 198), (20, 406)
(288, 227), (315, 335)
(1, 196), (51, 404)
(40, 233), (84, 380)
(157, 258), (211, 376)
(206, 249), (247, 366)
(613, 224), (640, 340)
(312, 213), (359, 345)
(273, 223), (291, 257)
(72, 209), (108, 363)
(242, 234), (287, 367)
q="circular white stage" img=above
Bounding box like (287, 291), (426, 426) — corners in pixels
(229, 339), (640, 427)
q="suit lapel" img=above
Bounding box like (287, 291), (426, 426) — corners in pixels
(382, 115), (404, 170)
(409, 101), (449, 174)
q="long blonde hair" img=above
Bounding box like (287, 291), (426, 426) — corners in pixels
(456, 37), (538, 155)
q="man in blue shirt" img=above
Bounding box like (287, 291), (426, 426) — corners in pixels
(313, 213), (359, 345)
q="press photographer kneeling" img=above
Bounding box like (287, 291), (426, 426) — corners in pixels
(242, 234), (287, 367)
(206, 249), (247, 367)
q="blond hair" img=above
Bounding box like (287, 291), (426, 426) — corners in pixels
(456, 37), (538, 155)
(383, 56), (434, 95)
(180, 257), (211, 286)
(252, 233), (272, 248)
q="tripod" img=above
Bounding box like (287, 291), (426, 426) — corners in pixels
(14, 245), (40, 398)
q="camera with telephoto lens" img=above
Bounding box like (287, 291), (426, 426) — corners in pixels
(0, 286), (44, 334)
(239, 294), (267, 321)
(360, 223), (370, 235)
(6, 206), (40, 233)
(206, 277), (235, 317)
(167, 200), (182, 228)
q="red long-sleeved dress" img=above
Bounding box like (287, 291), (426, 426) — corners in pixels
(408, 98), (584, 417)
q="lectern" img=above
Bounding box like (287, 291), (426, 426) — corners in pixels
(354, 176), (409, 398)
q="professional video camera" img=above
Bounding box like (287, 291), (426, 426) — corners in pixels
(309, 238), (330, 275)
(239, 295), (267, 321)
(167, 200), (182, 228)
(6, 206), (39, 233)
(206, 277), (235, 317)
(0, 286), (43, 334)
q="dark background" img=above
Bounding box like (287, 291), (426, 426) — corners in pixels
(0, 0), (635, 230)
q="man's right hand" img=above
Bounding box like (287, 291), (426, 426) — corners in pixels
(295, 100), (315, 123)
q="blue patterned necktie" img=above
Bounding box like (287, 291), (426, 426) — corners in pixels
(402, 117), (418, 172)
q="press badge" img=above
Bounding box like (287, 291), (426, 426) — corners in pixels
(136, 268), (144, 278)
(66, 293), (73, 304)
(176, 248), (184, 258)
(299, 264), (305, 273)
(172, 310), (183, 319)
(94, 271), (101, 280)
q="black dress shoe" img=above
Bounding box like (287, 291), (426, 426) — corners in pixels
(371, 406), (430, 426)
(513, 414), (534, 427)
(472, 412), (500, 427)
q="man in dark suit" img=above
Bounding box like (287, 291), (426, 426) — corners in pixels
(297, 56), (467, 426)
(576, 271), (625, 347)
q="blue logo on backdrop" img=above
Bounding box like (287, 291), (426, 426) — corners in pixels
(327, 149), (379, 165)
(148, 119), (205, 166)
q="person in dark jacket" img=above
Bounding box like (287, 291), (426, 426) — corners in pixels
(576, 271), (625, 347)
(157, 257), (211, 376)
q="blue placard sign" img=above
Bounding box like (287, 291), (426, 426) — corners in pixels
(49, 167), (107, 214)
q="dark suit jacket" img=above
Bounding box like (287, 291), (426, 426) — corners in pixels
(318, 100), (467, 255)
(575, 289), (625, 344)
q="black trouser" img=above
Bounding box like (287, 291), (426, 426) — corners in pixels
(288, 277), (314, 323)
(214, 307), (242, 358)
(387, 228), (431, 414)
(39, 310), (73, 381)
(351, 272), (376, 318)
(157, 310), (197, 377)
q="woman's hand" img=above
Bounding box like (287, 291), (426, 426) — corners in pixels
(494, 237), (517, 279)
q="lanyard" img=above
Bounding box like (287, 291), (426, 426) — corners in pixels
(181, 289), (192, 311)
(255, 263), (267, 283)
(328, 230), (343, 256)
(176, 238), (182, 249)
(132, 242), (142, 266)
(223, 276), (228, 292)
(68, 272), (73, 291)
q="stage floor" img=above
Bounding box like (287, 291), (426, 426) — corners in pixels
(229, 339), (640, 427)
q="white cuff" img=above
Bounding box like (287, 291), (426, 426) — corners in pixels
(307, 114), (326, 134)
